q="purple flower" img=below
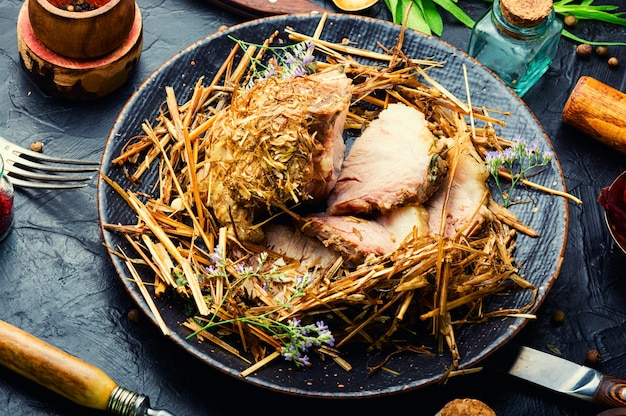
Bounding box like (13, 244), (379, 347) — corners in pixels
(294, 272), (313, 292)
(284, 52), (298, 66)
(542, 150), (553, 163)
(280, 318), (335, 367)
(235, 262), (252, 274)
(525, 140), (540, 154)
(209, 245), (224, 264)
(501, 147), (518, 163)
(485, 135), (553, 207)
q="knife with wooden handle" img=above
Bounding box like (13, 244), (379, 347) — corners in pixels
(490, 344), (626, 407)
(0, 319), (174, 416)
(203, 0), (333, 17)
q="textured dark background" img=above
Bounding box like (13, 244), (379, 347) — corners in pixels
(0, 0), (625, 415)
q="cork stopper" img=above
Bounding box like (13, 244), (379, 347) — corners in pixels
(500, 0), (553, 28)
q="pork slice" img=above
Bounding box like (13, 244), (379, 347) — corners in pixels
(375, 204), (430, 244)
(424, 134), (493, 238)
(298, 214), (397, 266)
(263, 224), (338, 272)
(304, 69), (351, 200)
(327, 103), (448, 216)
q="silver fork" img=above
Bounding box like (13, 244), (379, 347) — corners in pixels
(0, 136), (100, 189)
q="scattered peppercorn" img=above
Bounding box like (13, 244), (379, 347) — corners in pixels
(551, 309), (565, 325)
(30, 141), (43, 153)
(585, 349), (601, 366)
(564, 14), (577, 27)
(60, 1), (97, 12)
(576, 43), (593, 59)
(608, 56), (619, 68)
(127, 308), (141, 323)
(595, 45), (610, 57)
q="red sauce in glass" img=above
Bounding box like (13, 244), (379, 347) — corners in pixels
(0, 186), (13, 239)
(599, 173), (626, 249)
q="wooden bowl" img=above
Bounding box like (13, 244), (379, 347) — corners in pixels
(28, 0), (135, 59)
(17, 1), (143, 101)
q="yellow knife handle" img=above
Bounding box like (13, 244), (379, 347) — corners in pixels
(595, 375), (626, 407)
(0, 319), (117, 410)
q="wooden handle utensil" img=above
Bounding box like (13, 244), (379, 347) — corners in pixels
(0, 319), (174, 415)
(563, 76), (626, 155)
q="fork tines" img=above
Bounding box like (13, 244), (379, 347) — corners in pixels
(0, 136), (100, 189)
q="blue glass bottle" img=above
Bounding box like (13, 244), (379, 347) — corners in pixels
(467, 0), (563, 97)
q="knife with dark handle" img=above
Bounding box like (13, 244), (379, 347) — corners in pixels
(490, 344), (626, 407)
(0, 319), (174, 416)
(204, 0), (333, 17)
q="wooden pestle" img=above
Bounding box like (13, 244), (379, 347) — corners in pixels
(563, 76), (626, 155)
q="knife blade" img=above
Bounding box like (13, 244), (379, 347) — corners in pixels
(203, 0), (332, 17)
(489, 344), (626, 407)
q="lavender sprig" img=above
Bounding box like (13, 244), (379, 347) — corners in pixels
(280, 318), (335, 367)
(190, 244), (334, 367)
(228, 37), (317, 89)
(485, 137), (553, 207)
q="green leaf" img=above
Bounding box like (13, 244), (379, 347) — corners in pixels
(432, 0), (476, 28)
(561, 28), (626, 46)
(407, 5), (433, 35)
(384, 0), (402, 24)
(392, 1), (432, 35)
(418, 0), (445, 36)
(555, 7), (626, 26)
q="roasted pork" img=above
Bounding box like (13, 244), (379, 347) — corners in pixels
(263, 224), (338, 272)
(299, 214), (397, 265)
(327, 103), (448, 216)
(197, 66), (352, 242)
(424, 134), (492, 238)
(375, 204), (430, 243)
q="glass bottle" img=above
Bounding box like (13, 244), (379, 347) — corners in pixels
(467, 0), (563, 97)
(0, 153), (14, 241)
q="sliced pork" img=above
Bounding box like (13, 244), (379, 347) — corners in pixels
(305, 70), (352, 200)
(298, 214), (397, 266)
(375, 204), (430, 244)
(263, 224), (338, 272)
(424, 134), (493, 238)
(327, 103), (448, 216)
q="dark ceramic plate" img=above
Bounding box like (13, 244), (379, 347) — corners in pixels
(97, 13), (568, 398)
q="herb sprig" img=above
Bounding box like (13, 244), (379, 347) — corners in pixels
(384, 0), (474, 36)
(188, 245), (335, 367)
(484, 137), (553, 207)
(385, 0), (626, 46)
(228, 36), (317, 89)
